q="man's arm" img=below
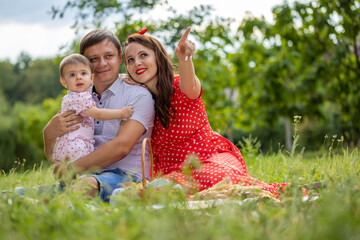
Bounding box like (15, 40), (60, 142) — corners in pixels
(71, 119), (145, 173)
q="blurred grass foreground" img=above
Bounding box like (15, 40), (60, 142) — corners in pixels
(1, 146), (359, 240)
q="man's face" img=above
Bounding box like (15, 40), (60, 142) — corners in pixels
(83, 39), (122, 87)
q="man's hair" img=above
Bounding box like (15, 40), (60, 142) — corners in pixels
(80, 29), (122, 55)
(59, 53), (93, 77)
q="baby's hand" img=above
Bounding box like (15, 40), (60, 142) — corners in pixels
(122, 106), (133, 119)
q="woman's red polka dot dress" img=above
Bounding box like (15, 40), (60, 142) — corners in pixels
(151, 76), (289, 196)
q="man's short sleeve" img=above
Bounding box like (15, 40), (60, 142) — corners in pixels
(126, 85), (155, 132)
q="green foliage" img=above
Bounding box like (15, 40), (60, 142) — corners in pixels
(0, 56), (63, 105)
(51, 0), (167, 31)
(224, 0), (360, 148)
(0, 95), (62, 172)
(0, 61), (17, 100)
(19, 59), (62, 103)
(30, 0), (360, 150)
(238, 134), (262, 159)
(0, 113), (18, 171)
(0, 91), (19, 171)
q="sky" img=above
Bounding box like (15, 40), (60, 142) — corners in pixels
(0, 0), (294, 62)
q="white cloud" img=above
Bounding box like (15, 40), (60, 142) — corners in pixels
(0, 23), (74, 62)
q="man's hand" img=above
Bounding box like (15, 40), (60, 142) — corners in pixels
(52, 159), (77, 184)
(52, 110), (82, 136)
(43, 110), (81, 160)
(52, 160), (68, 180)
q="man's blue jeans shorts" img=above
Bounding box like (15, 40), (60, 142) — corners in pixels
(92, 168), (141, 202)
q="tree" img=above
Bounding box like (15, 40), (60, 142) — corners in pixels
(0, 60), (17, 104)
(269, 0), (360, 147)
(49, 0), (360, 149)
(224, 0), (360, 148)
(21, 59), (62, 103)
(316, 0), (360, 147)
(51, 0), (168, 32)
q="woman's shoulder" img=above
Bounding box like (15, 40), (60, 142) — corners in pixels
(172, 75), (181, 91)
(121, 80), (152, 97)
(173, 75), (180, 85)
(172, 75), (202, 101)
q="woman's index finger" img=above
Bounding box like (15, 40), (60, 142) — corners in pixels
(179, 27), (191, 44)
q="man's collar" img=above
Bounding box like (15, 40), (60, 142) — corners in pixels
(107, 75), (122, 95)
(91, 75), (122, 98)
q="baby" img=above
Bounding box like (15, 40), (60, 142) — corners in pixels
(52, 53), (133, 162)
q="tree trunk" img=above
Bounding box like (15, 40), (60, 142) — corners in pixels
(284, 117), (292, 152)
(226, 121), (234, 143)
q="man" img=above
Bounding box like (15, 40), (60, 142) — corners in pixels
(43, 29), (154, 201)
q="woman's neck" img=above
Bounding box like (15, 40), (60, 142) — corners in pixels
(146, 80), (159, 96)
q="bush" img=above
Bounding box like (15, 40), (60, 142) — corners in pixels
(0, 95), (61, 172)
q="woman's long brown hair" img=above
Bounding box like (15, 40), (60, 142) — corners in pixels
(124, 34), (175, 129)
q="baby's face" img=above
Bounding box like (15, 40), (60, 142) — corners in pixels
(61, 63), (94, 92)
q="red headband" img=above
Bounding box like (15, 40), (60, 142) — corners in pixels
(128, 28), (148, 38)
(137, 29), (148, 34)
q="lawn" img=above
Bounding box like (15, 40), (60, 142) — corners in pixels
(1, 147), (359, 240)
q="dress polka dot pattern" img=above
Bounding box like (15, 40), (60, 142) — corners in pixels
(52, 90), (95, 162)
(151, 76), (289, 196)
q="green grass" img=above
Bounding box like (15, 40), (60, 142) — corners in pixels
(1, 148), (359, 240)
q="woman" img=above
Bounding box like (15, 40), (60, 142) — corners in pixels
(124, 27), (289, 196)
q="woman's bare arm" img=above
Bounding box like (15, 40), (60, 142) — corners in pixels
(176, 27), (201, 99)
